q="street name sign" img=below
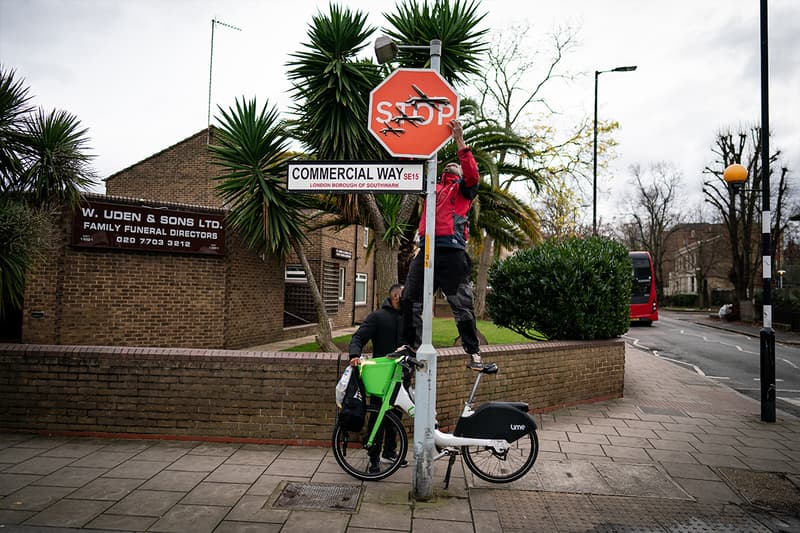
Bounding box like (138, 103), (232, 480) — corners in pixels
(287, 161), (424, 192)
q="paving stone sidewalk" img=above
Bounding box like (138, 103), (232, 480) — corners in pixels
(1, 345), (799, 532)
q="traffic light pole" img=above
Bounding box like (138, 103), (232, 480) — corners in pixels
(413, 38), (442, 502)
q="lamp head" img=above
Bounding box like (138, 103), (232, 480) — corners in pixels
(375, 36), (398, 64)
(613, 65), (637, 72)
(723, 163), (748, 194)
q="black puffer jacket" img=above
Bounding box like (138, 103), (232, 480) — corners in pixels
(348, 297), (403, 359)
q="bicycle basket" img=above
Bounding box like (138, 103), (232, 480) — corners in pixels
(359, 357), (397, 397)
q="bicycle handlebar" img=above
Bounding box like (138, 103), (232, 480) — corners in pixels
(399, 355), (424, 370)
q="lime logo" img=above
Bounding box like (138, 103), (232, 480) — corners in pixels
(510, 424), (526, 431)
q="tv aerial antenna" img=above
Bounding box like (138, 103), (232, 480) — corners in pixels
(207, 18), (242, 143)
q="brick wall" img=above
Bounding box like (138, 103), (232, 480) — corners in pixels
(22, 198), (286, 349)
(106, 130), (220, 207)
(0, 340), (624, 443)
(104, 127), (375, 332)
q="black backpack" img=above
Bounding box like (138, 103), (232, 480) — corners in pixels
(338, 368), (366, 432)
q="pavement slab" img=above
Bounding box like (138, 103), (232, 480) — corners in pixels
(181, 481), (249, 506)
(0, 485), (75, 511)
(347, 501), (412, 530)
(535, 461), (613, 494)
(31, 466), (107, 487)
(105, 488), (186, 517)
(0, 473), (41, 496)
(23, 498), (113, 528)
(148, 503), (229, 533)
(139, 469), (207, 492)
(594, 462), (690, 499)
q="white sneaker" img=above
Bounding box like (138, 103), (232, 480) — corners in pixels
(466, 353), (485, 371)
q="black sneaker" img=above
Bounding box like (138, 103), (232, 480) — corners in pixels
(368, 459), (380, 474)
(466, 353), (485, 371)
(380, 452), (408, 467)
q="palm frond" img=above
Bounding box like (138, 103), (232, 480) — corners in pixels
(382, 0), (490, 86)
(0, 66), (35, 189)
(17, 108), (97, 207)
(471, 181), (541, 248)
(286, 4), (385, 161)
(209, 97), (309, 257)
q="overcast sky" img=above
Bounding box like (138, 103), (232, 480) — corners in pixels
(1, 0), (798, 225)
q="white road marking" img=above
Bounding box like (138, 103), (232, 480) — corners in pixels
(753, 378), (785, 382)
(781, 358), (799, 370)
(706, 376), (731, 380)
(737, 388), (800, 393)
(673, 327), (759, 355)
(651, 352), (705, 376)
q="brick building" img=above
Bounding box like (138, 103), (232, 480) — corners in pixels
(20, 129), (374, 348)
(663, 223), (733, 304)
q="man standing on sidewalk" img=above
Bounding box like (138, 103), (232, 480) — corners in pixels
(397, 119), (487, 371)
(348, 284), (407, 472)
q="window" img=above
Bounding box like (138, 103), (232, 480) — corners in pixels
(339, 266), (346, 301)
(355, 273), (368, 305)
(285, 264), (306, 282)
(322, 261), (340, 313)
(363, 227), (369, 248)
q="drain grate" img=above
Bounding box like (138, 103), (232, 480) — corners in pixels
(272, 482), (361, 512)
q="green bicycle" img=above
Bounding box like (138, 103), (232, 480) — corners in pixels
(332, 353), (539, 484)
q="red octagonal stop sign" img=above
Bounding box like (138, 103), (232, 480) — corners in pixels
(368, 68), (460, 159)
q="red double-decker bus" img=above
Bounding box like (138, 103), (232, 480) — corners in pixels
(629, 251), (658, 324)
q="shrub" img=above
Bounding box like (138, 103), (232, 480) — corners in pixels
(664, 293), (699, 308)
(487, 236), (631, 340)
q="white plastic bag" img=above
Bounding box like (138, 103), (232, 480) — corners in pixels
(335, 366), (352, 407)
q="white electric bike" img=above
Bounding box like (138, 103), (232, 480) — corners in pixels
(332, 353), (539, 485)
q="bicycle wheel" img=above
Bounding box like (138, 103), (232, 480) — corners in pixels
(332, 407), (408, 481)
(462, 430), (538, 483)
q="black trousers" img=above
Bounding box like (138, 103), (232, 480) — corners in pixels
(401, 247), (480, 355)
(367, 397), (400, 461)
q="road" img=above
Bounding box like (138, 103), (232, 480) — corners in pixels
(624, 310), (800, 418)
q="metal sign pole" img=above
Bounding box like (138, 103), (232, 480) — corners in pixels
(412, 39), (442, 501)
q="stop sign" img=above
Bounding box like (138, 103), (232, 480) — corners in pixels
(368, 68), (460, 159)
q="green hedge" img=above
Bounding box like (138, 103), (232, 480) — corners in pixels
(663, 293), (699, 308)
(487, 236), (632, 340)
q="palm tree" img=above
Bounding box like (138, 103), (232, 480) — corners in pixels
(15, 109), (96, 207)
(287, 2), (492, 301)
(209, 97), (337, 352)
(0, 66), (96, 320)
(286, 4), (409, 301)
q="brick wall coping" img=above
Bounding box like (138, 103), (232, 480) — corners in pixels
(0, 338), (623, 362)
(82, 191), (226, 214)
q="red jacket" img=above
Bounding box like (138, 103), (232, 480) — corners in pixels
(418, 147), (480, 250)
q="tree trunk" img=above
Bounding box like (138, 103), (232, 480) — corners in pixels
(474, 236), (494, 319)
(373, 235), (398, 307)
(294, 242), (337, 352)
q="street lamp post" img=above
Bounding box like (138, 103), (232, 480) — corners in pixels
(724, 156), (775, 423)
(593, 65), (637, 235)
(375, 36), (443, 500)
(758, 0), (775, 423)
